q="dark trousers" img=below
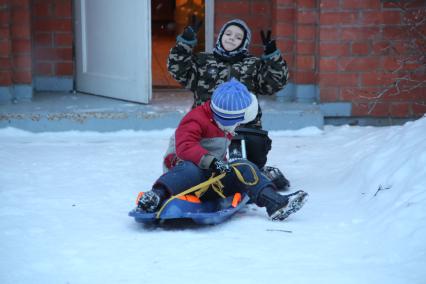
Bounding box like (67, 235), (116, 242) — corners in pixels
(153, 159), (274, 202)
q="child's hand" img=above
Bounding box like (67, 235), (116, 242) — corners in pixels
(260, 30), (277, 55)
(210, 158), (231, 175)
(182, 15), (203, 41)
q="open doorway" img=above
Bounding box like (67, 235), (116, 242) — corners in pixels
(151, 0), (205, 89)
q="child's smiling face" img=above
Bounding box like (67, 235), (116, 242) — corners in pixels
(221, 25), (244, 52)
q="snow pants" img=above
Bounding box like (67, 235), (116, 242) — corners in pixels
(153, 159), (274, 202)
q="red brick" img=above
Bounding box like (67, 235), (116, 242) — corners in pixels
(54, 33), (73, 47)
(276, 22), (294, 38)
(390, 102), (412, 117)
(10, 0), (30, 9)
(383, 26), (410, 40)
(277, 39), (294, 53)
(12, 69), (31, 83)
(338, 57), (380, 72)
(351, 42), (370, 55)
(0, 10), (11, 26)
(297, 11), (317, 24)
(275, 8), (295, 23)
(341, 27), (379, 40)
(250, 45), (263, 57)
(412, 102), (426, 116)
(382, 57), (401, 71)
(55, 62), (73, 76)
(361, 11), (401, 25)
(293, 71), (316, 84)
(10, 24), (30, 38)
(410, 87), (426, 101)
(403, 0), (426, 9)
(11, 9), (30, 24)
(340, 87), (380, 101)
(297, 0), (316, 9)
(351, 102), (370, 116)
(0, 28), (9, 39)
(320, 58), (338, 72)
(0, 41), (11, 55)
(33, 2), (52, 17)
(319, 0), (339, 9)
(319, 43), (349, 56)
(33, 19), (72, 32)
(34, 47), (72, 61)
(0, 70), (13, 85)
(296, 55), (315, 70)
(35, 62), (53, 75)
(402, 62), (423, 71)
(371, 102), (392, 116)
(320, 73), (359, 86)
(11, 39), (30, 54)
(244, 16), (270, 29)
(297, 25), (316, 40)
(383, 11), (402, 24)
(320, 87), (339, 101)
(0, 58), (11, 69)
(12, 54), (31, 69)
(276, 0), (295, 7)
(54, 1), (72, 17)
(296, 41), (315, 54)
(320, 27), (339, 41)
(34, 33), (52, 47)
(342, 0), (380, 9)
(215, 1), (250, 15)
(372, 41), (392, 55)
(361, 72), (398, 87)
(320, 12), (358, 25)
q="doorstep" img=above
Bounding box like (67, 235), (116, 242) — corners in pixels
(0, 91), (324, 132)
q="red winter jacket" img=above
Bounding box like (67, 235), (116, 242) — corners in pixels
(163, 101), (233, 170)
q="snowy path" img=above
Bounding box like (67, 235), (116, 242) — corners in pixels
(1, 119), (425, 284)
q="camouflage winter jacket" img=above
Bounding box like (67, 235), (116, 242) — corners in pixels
(167, 40), (289, 107)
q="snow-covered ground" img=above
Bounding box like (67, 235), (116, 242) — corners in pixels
(1, 117), (425, 284)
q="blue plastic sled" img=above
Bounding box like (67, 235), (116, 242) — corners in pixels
(129, 193), (250, 225)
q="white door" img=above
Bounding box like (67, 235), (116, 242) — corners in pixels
(75, 0), (151, 103)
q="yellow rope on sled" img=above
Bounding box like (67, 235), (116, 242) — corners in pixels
(155, 162), (259, 219)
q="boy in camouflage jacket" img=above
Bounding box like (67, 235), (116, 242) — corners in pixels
(167, 16), (290, 189)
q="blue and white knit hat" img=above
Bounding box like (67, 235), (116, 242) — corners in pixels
(211, 78), (258, 127)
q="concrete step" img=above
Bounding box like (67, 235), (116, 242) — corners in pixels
(0, 92), (324, 132)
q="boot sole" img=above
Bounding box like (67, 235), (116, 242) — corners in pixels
(271, 191), (308, 221)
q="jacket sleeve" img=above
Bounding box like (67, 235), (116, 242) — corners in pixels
(255, 50), (290, 95)
(175, 117), (214, 169)
(167, 37), (198, 90)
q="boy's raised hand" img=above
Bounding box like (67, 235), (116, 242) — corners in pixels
(182, 14), (203, 41)
(260, 29), (277, 55)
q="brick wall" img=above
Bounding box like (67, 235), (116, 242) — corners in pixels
(0, 0), (32, 87)
(215, 0), (425, 118)
(32, 0), (73, 78)
(214, 0), (272, 56)
(318, 0), (426, 117)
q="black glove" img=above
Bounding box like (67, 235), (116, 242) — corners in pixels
(181, 14), (203, 41)
(260, 30), (277, 55)
(210, 158), (231, 175)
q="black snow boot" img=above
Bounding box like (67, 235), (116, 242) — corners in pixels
(261, 166), (290, 191)
(257, 187), (308, 221)
(137, 188), (167, 213)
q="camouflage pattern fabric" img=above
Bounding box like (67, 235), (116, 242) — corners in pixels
(167, 41), (289, 127)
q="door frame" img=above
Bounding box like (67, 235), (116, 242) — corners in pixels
(205, 0), (215, 52)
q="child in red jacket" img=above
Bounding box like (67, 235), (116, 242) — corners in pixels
(138, 79), (307, 221)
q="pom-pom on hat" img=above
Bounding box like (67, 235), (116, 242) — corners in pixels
(211, 78), (258, 127)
